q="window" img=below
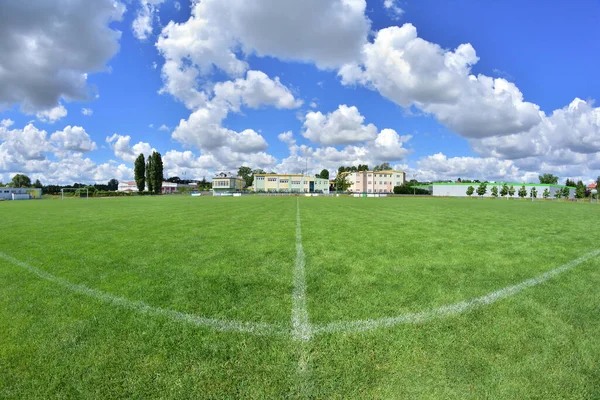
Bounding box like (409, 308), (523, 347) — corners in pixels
(256, 176), (265, 180)
(368, 174), (372, 177)
(268, 178), (277, 182)
(292, 181), (300, 184)
(368, 189), (372, 193)
(280, 179), (288, 183)
(356, 181), (360, 184)
(368, 181), (371, 184)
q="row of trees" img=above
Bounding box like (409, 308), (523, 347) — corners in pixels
(466, 183), (573, 199)
(134, 152), (164, 194)
(0, 174), (120, 194)
(336, 163), (392, 174)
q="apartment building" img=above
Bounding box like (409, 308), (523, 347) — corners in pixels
(254, 174), (330, 194)
(343, 170), (405, 193)
(212, 172), (245, 193)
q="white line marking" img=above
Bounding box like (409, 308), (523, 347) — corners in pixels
(291, 197), (314, 397)
(292, 197), (312, 341)
(313, 249), (600, 335)
(0, 252), (285, 336)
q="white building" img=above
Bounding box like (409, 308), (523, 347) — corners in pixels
(0, 187), (31, 200)
(342, 170), (405, 193)
(117, 181), (196, 194)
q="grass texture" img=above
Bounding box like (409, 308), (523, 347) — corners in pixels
(1, 195), (600, 398)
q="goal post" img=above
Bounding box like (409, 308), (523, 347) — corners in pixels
(61, 187), (88, 200)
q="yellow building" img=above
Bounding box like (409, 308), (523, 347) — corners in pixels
(212, 172), (245, 194)
(254, 174), (330, 193)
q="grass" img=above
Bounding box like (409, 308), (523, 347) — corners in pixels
(1, 195), (600, 398)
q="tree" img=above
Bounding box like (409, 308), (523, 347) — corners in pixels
(151, 151), (164, 194)
(476, 182), (487, 197)
(134, 153), (146, 192)
(539, 173), (559, 184)
(554, 189), (562, 199)
(565, 179), (576, 188)
(466, 186), (474, 197)
(575, 180), (586, 199)
(518, 185), (527, 198)
(11, 174), (31, 188)
(490, 186), (499, 197)
(530, 187), (537, 199)
(107, 179), (119, 191)
(508, 185), (515, 197)
(33, 179), (43, 188)
(334, 173), (351, 192)
(237, 166), (254, 188)
(542, 188), (550, 199)
(357, 164), (369, 171)
(146, 156), (154, 193)
(373, 162), (392, 172)
(500, 184), (508, 197)
(317, 169), (329, 180)
(597, 176), (600, 190)
(562, 186), (570, 198)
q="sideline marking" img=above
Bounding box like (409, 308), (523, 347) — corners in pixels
(292, 197), (312, 341)
(313, 249), (600, 335)
(0, 252), (285, 336)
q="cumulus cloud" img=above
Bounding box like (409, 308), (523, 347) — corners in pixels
(302, 105), (378, 145)
(106, 134), (155, 164)
(50, 126), (97, 156)
(0, 0), (125, 111)
(158, 124), (170, 132)
(36, 104), (68, 123)
(0, 121), (129, 185)
(171, 70), (301, 160)
(82, 108), (93, 116)
(470, 98), (600, 171)
(156, 0), (369, 105)
(339, 24), (542, 139)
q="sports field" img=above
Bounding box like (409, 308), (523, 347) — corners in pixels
(1, 195), (600, 398)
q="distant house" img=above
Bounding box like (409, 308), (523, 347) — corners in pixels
(117, 181), (197, 194)
(587, 182), (597, 190)
(212, 172), (245, 194)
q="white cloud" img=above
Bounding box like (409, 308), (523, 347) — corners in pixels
(0, 0), (125, 111)
(303, 105), (378, 145)
(156, 0), (369, 105)
(36, 105), (68, 123)
(132, 0), (166, 41)
(470, 98), (600, 168)
(339, 24), (542, 139)
(50, 126), (97, 156)
(383, 0), (404, 20)
(213, 70), (303, 111)
(82, 108), (93, 116)
(158, 124), (170, 132)
(172, 70), (301, 158)
(106, 134), (155, 163)
(310, 102), (318, 108)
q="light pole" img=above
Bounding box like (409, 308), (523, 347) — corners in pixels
(412, 173), (417, 195)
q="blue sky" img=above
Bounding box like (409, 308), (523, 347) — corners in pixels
(1, 0), (599, 184)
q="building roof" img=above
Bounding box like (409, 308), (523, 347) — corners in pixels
(411, 182), (571, 189)
(587, 182), (597, 189)
(213, 172), (242, 179)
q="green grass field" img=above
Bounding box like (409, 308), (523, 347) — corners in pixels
(2, 195), (600, 398)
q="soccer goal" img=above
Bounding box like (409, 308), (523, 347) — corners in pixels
(61, 187), (88, 200)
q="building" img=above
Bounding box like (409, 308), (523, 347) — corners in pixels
(342, 170), (406, 193)
(0, 187), (32, 200)
(416, 182), (575, 199)
(254, 174), (330, 194)
(587, 182), (597, 190)
(212, 172), (245, 193)
(117, 181), (197, 194)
